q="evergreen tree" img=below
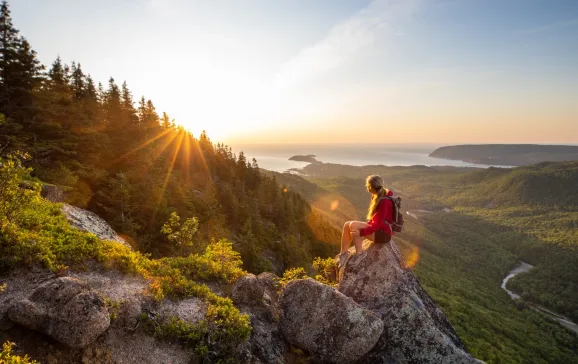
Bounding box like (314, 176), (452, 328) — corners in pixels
(47, 56), (66, 87)
(0, 0), (21, 118)
(0, 1), (42, 124)
(104, 77), (121, 126)
(70, 62), (85, 100)
(97, 172), (140, 235)
(120, 80), (137, 128)
(85, 75), (97, 100)
(161, 111), (172, 129)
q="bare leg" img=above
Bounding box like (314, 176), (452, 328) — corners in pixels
(340, 221), (352, 254)
(349, 221), (370, 254)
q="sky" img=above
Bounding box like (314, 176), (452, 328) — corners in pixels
(11, 0), (578, 144)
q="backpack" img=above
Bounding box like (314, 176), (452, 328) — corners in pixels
(378, 195), (404, 233)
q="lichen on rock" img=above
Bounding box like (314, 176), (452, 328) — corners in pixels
(338, 240), (483, 364)
(279, 278), (384, 364)
(8, 277), (110, 348)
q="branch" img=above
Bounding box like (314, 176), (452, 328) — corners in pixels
(0, 142), (9, 156)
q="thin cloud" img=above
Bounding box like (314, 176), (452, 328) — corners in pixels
(274, 0), (420, 89)
(518, 17), (578, 35)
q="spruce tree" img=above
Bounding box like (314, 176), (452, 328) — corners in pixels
(120, 80), (137, 128)
(0, 0), (20, 116)
(70, 62), (85, 100)
(0, 1), (42, 122)
(0, 2), (43, 154)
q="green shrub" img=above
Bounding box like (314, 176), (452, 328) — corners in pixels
(0, 156), (251, 361)
(312, 257), (337, 287)
(0, 342), (37, 364)
(278, 267), (309, 287)
(0, 152), (39, 224)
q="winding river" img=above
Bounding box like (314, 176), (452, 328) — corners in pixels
(406, 210), (578, 334)
(501, 262), (578, 334)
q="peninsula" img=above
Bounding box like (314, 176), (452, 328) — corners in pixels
(430, 144), (578, 166)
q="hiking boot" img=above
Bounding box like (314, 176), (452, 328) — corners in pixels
(348, 251), (367, 267)
(335, 252), (351, 269)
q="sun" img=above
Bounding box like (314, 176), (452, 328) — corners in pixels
(166, 68), (280, 143)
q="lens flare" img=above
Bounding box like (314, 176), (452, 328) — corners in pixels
(330, 200), (339, 211)
(119, 234), (137, 250)
(404, 246), (420, 269)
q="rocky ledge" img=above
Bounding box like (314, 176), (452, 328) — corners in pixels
(235, 239), (483, 364)
(1, 200), (481, 363)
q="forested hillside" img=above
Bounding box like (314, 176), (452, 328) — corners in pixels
(291, 161), (578, 320)
(0, 1), (338, 272)
(430, 144), (578, 166)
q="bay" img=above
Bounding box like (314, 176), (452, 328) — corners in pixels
(229, 143), (508, 172)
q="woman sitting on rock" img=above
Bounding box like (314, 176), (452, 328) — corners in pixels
(335, 174), (395, 268)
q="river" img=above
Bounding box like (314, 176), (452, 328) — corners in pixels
(501, 262), (578, 334)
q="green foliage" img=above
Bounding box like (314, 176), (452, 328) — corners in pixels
(278, 267), (308, 287)
(0, 342), (37, 364)
(312, 257), (337, 287)
(96, 172), (140, 236)
(161, 212), (199, 256)
(159, 239), (244, 283)
(103, 297), (122, 322)
(0, 152), (39, 223)
(142, 315), (208, 356)
(142, 305), (251, 362)
(0, 160), (250, 360)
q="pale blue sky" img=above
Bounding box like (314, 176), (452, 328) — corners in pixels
(11, 0), (578, 143)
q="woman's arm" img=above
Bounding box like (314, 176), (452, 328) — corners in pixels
(359, 199), (389, 237)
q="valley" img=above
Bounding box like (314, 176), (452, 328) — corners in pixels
(271, 161), (578, 363)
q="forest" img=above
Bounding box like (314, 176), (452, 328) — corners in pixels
(0, 1), (338, 274)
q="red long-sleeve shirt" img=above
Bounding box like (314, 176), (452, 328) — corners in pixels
(359, 191), (395, 237)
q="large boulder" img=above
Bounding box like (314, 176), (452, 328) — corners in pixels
(279, 278), (384, 364)
(256, 272), (279, 306)
(233, 273), (287, 364)
(231, 274), (264, 305)
(61, 204), (131, 248)
(338, 240), (482, 363)
(7, 277), (110, 348)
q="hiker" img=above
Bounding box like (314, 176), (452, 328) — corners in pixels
(335, 174), (395, 268)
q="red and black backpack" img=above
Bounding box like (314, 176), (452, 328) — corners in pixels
(374, 195), (404, 242)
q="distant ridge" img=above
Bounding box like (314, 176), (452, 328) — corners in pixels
(430, 144), (578, 166)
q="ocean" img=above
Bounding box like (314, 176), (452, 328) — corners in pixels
(228, 143), (501, 172)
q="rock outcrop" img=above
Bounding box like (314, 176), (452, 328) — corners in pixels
(232, 274), (264, 305)
(231, 240), (482, 364)
(40, 184), (65, 202)
(233, 273), (287, 364)
(7, 277), (110, 348)
(338, 240), (482, 363)
(280, 278), (384, 364)
(61, 204), (131, 248)
(0, 269), (198, 364)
